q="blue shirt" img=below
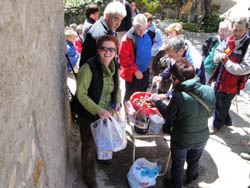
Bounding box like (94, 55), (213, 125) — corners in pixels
(135, 32), (152, 72)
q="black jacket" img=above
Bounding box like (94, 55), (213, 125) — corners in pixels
(116, 1), (132, 32)
(80, 17), (114, 67)
(77, 56), (119, 120)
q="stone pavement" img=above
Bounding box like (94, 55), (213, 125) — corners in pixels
(67, 29), (250, 188)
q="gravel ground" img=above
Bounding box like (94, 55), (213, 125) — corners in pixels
(67, 27), (250, 188)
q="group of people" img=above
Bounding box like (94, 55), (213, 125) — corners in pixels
(65, 0), (250, 187)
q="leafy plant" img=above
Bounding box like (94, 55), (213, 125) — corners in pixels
(141, 0), (162, 13)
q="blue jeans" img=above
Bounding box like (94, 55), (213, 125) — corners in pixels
(213, 91), (236, 130)
(170, 141), (206, 188)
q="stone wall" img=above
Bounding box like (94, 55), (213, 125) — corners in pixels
(0, 0), (69, 188)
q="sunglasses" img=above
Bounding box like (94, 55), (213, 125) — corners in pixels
(99, 46), (116, 53)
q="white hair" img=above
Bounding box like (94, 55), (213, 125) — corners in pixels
(104, 1), (127, 17)
(133, 14), (148, 27)
(219, 21), (231, 30)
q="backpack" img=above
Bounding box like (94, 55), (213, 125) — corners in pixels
(131, 28), (156, 57)
(202, 36), (218, 57)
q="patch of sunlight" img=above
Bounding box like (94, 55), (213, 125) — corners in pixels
(230, 127), (250, 136)
(134, 139), (157, 147)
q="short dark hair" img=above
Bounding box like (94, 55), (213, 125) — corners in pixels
(97, 35), (119, 50)
(169, 58), (196, 82)
(85, 2), (99, 18)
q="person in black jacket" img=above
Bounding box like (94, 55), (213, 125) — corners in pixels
(80, 1), (126, 67)
(115, 0), (132, 41)
(82, 2), (99, 41)
(76, 35), (121, 188)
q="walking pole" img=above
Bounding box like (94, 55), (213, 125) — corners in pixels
(235, 95), (239, 114)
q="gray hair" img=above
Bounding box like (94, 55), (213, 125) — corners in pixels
(219, 21), (231, 30)
(133, 14), (148, 27)
(232, 16), (248, 29)
(104, 1), (127, 18)
(166, 36), (186, 52)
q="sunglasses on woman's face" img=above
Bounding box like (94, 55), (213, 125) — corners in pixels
(99, 46), (116, 53)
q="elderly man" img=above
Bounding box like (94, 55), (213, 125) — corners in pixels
(119, 14), (155, 102)
(79, 1), (126, 67)
(203, 21), (231, 84)
(153, 36), (205, 87)
(211, 16), (249, 133)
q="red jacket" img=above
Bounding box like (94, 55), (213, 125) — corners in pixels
(75, 35), (82, 53)
(219, 35), (248, 93)
(118, 30), (138, 82)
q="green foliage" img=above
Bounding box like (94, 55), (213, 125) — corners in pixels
(182, 22), (199, 32)
(201, 15), (223, 33)
(141, 0), (162, 13)
(181, 14), (223, 33)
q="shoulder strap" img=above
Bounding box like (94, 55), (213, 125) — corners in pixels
(242, 38), (250, 58)
(65, 54), (77, 79)
(131, 34), (137, 57)
(186, 90), (212, 116)
(147, 29), (156, 45)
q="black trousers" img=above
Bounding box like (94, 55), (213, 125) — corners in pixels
(124, 69), (149, 101)
(78, 116), (97, 180)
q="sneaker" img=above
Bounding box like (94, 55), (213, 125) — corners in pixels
(240, 152), (250, 161)
(83, 177), (97, 188)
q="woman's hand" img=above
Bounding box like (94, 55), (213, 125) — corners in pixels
(134, 70), (143, 79)
(98, 108), (111, 120)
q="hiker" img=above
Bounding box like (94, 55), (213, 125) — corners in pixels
(76, 35), (121, 188)
(75, 24), (83, 53)
(153, 36), (205, 90)
(115, 0), (132, 41)
(82, 2), (99, 41)
(65, 29), (80, 73)
(210, 16), (249, 134)
(119, 14), (153, 103)
(144, 12), (163, 77)
(151, 58), (215, 188)
(131, 1), (139, 23)
(79, 1), (126, 67)
(151, 23), (183, 93)
(202, 21), (231, 85)
(165, 22), (183, 37)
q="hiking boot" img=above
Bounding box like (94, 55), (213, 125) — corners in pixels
(240, 152), (250, 161)
(185, 175), (198, 185)
(83, 177), (97, 188)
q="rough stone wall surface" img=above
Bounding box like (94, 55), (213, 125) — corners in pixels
(0, 0), (68, 188)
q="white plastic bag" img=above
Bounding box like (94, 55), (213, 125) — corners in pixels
(90, 114), (127, 159)
(90, 119), (113, 160)
(111, 112), (127, 152)
(127, 158), (162, 188)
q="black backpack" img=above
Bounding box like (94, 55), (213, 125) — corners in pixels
(131, 28), (156, 57)
(202, 36), (218, 57)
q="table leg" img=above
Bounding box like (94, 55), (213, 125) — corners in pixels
(159, 151), (171, 176)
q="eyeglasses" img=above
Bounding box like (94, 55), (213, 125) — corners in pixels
(99, 46), (116, 53)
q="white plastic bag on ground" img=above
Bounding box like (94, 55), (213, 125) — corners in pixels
(90, 119), (113, 160)
(127, 158), (162, 188)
